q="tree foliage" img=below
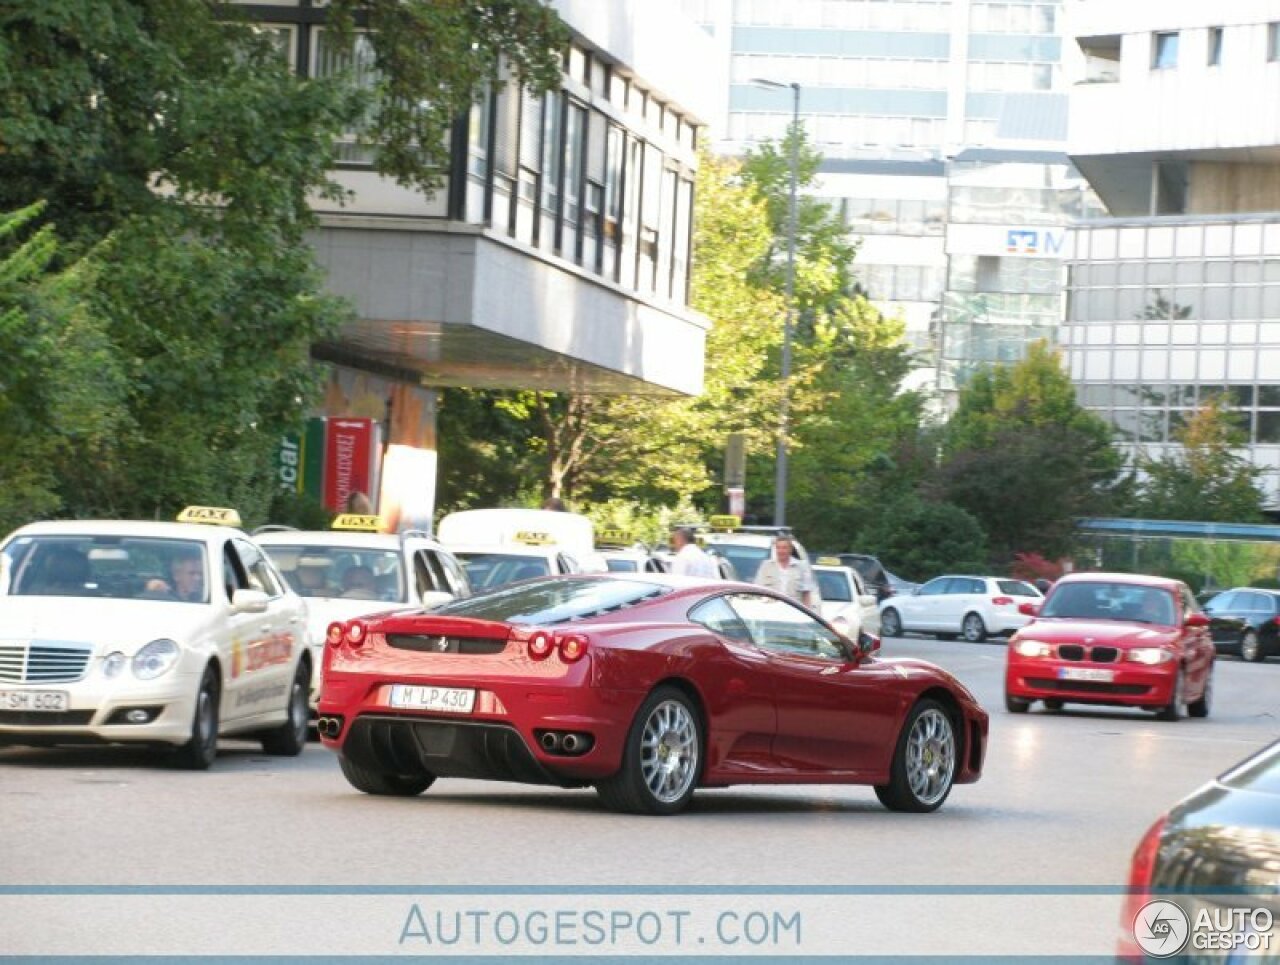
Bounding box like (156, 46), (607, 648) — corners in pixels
(861, 497), (989, 583)
(939, 341), (1123, 561)
(0, 0), (566, 527)
(1136, 396), (1267, 523)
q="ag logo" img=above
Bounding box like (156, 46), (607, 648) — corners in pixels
(1133, 899), (1190, 958)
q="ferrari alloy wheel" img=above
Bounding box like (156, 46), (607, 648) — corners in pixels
(880, 608), (902, 638)
(261, 660), (310, 756)
(961, 613), (987, 643)
(597, 686), (701, 815)
(875, 700), (957, 812)
(174, 666), (220, 770)
(1188, 672), (1212, 718)
(1156, 670), (1186, 722)
(338, 755), (435, 797)
(1241, 630), (1263, 663)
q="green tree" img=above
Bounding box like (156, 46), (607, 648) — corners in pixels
(862, 497), (989, 582)
(0, 1), (566, 525)
(1136, 396), (1267, 523)
(940, 341), (1123, 561)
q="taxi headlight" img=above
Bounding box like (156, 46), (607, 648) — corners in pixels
(133, 639), (180, 680)
(1013, 639), (1053, 658)
(1128, 647), (1174, 666)
(102, 652), (127, 679)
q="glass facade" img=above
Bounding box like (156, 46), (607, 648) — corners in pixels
(1065, 217), (1280, 499)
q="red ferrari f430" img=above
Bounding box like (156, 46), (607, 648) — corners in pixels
(317, 575), (988, 814)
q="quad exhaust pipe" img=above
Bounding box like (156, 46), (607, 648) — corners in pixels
(536, 729), (593, 757)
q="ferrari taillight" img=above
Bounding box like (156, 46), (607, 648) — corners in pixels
(558, 633), (589, 663)
(325, 622), (345, 647)
(527, 631), (554, 661)
(346, 620), (367, 647)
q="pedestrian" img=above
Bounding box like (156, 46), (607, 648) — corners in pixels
(755, 535), (817, 608)
(670, 526), (718, 579)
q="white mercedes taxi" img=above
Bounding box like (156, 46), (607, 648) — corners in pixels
(437, 508), (600, 590)
(254, 514), (472, 707)
(0, 507), (310, 768)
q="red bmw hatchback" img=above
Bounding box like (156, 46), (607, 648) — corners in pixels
(1004, 572), (1215, 719)
(318, 575), (988, 814)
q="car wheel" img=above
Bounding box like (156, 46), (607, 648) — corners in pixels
(880, 608), (902, 638)
(260, 660), (310, 756)
(1004, 693), (1031, 714)
(1241, 630), (1264, 663)
(1043, 699), (1064, 711)
(174, 666), (220, 770)
(961, 613), (987, 643)
(874, 699), (958, 812)
(597, 686), (701, 816)
(338, 755), (435, 796)
(1156, 670), (1186, 722)
(1187, 671), (1212, 718)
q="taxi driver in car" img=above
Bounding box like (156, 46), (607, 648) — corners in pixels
(143, 550), (206, 603)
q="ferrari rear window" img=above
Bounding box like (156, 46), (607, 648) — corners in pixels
(437, 577), (667, 625)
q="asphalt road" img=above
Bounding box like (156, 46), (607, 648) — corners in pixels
(2, 636), (1277, 888)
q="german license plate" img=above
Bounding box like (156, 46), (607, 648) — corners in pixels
(0, 690), (69, 712)
(387, 684), (475, 714)
(1057, 667), (1115, 683)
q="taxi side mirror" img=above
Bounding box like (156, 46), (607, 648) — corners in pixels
(1018, 602), (1040, 617)
(231, 588), (270, 614)
(421, 589), (454, 610)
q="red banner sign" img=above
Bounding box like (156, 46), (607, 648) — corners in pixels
(323, 418), (375, 512)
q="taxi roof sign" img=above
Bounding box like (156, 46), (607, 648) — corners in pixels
(816, 556), (843, 566)
(514, 530), (555, 546)
(331, 514), (382, 533)
(177, 506), (242, 527)
(707, 514), (741, 532)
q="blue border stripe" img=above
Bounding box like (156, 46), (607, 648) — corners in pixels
(0, 884), (1275, 896)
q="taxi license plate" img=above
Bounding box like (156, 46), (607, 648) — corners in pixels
(0, 690), (69, 712)
(1057, 667), (1115, 683)
(387, 685), (475, 714)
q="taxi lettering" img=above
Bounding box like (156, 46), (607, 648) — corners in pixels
(246, 632), (293, 672)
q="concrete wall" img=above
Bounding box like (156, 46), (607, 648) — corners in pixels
(1189, 163), (1280, 215)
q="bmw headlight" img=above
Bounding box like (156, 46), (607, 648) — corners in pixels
(102, 652), (127, 679)
(133, 639), (180, 680)
(1013, 639), (1053, 658)
(1128, 647), (1174, 666)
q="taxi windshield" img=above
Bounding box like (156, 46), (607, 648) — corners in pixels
(438, 577), (665, 625)
(261, 544), (404, 601)
(454, 552), (552, 590)
(816, 570), (853, 602)
(3, 535), (209, 603)
(1040, 581), (1176, 625)
(702, 542), (769, 581)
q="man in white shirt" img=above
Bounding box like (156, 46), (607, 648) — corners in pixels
(670, 527), (719, 579)
(755, 536), (817, 608)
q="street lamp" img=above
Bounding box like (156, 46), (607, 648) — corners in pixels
(749, 77), (801, 527)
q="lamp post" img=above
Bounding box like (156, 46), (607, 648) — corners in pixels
(749, 77), (801, 527)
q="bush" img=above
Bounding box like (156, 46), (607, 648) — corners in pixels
(862, 497), (989, 583)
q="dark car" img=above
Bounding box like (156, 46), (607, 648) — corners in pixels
(1201, 587), (1280, 662)
(1122, 739), (1280, 960)
(825, 553), (916, 602)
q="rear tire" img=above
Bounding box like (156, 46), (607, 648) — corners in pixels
(261, 660), (310, 756)
(1187, 672), (1212, 718)
(596, 686), (701, 816)
(874, 699), (958, 812)
(174, 667), (220, 770)
(961, 613), (987, 643)
(880, 608), (902, 638)
(338, 755), (435, 796)
(1241, 630), (1264, 663)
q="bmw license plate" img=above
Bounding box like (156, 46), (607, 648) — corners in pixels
(0, 690), (69, 712)
(1057, 667), (1115, 683)
(387, 684), (475, 714)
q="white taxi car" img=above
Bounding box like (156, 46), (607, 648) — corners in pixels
(0, 507), (310, 768)
(254, 514), (472, 706)
(812, 558), (881, 638)
(437, 508), (597, 590)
